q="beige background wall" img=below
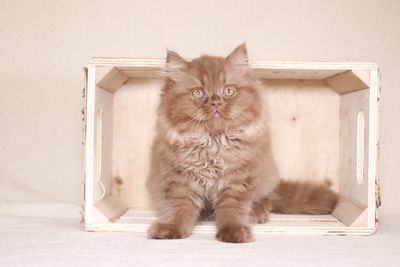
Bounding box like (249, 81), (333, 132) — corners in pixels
(0, 0), (399, 216)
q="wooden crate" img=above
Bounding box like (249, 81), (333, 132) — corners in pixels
(83, 58), (381, 235)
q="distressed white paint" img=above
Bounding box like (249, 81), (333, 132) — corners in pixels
(84, 66), (96, 224)
(367, 68), (379, 228)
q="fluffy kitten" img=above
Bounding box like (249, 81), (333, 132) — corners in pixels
(146, 44), (338, 243)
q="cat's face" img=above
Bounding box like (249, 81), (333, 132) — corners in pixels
(161, 44), (263, 134)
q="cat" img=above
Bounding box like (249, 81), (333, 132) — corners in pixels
(146, 44), (338, 243)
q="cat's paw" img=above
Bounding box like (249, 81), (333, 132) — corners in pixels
(216, 225), (253, 243)
(250, 210), (269, 224)
(250, 199), (270, 224)
(147, 222), (188, 239)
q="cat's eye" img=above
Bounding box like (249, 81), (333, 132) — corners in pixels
(191, 87), (204, 98)
(223, 84), (237, 97)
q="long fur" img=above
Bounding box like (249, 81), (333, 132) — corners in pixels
(146, 44), (338, 243)
(271, 180), (338, 215)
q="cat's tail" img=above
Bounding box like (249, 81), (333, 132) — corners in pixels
(270, 179), (338, 214)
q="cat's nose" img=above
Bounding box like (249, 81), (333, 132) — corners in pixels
(211, 100), (222, 107)
(210, 95), (222, 108)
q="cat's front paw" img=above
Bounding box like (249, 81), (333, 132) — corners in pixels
(147, 222), (188, 239)
(216, 225), (253, 243)
(250, 210), (269, 224)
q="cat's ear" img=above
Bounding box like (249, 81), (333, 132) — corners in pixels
(166, 50), (188, 79)
(226, 43), (249, 70)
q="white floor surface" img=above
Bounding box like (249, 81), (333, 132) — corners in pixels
(1, 210), (399, 267)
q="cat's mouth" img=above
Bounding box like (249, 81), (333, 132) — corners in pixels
(209, 109), (230, 121)
(191, 109), (230, 122)
(210, 106), (226, 119)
